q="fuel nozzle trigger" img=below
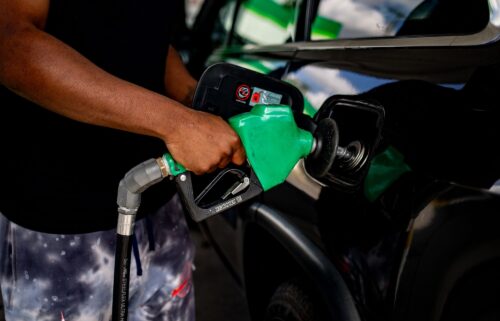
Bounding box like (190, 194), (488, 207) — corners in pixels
(160, 153), (263, 222)
(222, 176), (250, 199)
(193, 167), (252, 205)
(175, 168), (263, 222)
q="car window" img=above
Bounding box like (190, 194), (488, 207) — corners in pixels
(311, 0), (491, 40)
(185, 0), (205, 29)
(196, 0), (297, 74)
(223, 0), (299, 45)
(491, 0), (500, 27)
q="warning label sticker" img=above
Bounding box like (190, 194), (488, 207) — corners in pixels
(249, 87), (283, 106)
(235, 84), (251, 101)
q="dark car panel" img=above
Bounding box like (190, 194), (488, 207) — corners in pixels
(179, 0), (500, 320)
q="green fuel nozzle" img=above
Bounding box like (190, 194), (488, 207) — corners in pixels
(229, 104), (314, 191)
(160, 104), (318, 222)
(162, 103), (364, 222)
(163, 104), (314, 190)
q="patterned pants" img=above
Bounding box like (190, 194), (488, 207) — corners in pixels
(0, 195), (195, 321)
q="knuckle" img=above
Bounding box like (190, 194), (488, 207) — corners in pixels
(230, 133), (240, 144)
(201, 164), (212, 173)
(195, 162), (210, 174)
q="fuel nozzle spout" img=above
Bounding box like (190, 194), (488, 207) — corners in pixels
(336, 141), (368, 172)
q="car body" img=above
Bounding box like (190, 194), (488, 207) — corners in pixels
(175, 1), (500, 320)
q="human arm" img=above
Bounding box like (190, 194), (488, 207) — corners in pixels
(164, 46), (198, 107)
(163, 46), (240, 169)
(0, 0), (245, 174)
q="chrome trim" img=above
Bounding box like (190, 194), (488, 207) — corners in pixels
(285, 160), (323, 200)
(223, 23), (500, 54)
(213, 23), (500, 82)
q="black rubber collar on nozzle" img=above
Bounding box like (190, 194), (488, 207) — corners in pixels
(305, 118), (339, 178)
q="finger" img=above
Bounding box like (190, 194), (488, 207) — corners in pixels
(192, 162), (215, 175)
(231, 146), (246, 166)
(192, 169), (204, 176)
(218, 156), (231, 169)
(206, 164), (219, 173)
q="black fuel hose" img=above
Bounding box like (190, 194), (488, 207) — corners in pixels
(112, 235), (133, 321)
(111, 158), (168, 321)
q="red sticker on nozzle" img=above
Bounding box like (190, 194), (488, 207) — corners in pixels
(251, 92), (261, 103)
(236, 84), (251, 101)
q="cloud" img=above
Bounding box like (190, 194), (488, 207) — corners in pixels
(316, 0), (421, 38)
(286, 66), (357, 109)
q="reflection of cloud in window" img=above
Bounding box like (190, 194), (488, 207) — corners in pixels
(286, 65), (394, 111)
(490, 0), (500, 26)
(286, 66), (357, 109)
(317, 0), (386, 37)
(234, 0), (295, 45)
(185, 0), (205, 28)
(316, 0), (421, 38)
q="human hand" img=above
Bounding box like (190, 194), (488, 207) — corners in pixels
(164, 109), (246, 175)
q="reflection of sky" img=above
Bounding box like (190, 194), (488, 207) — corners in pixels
(185, 0), (205, 28)
(339, 69), (395, 92)
(316, 0), (422, 38)
(287, 66), (467, 112)
(286, 65), (394, 109)
(490, 0), (500, 26)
